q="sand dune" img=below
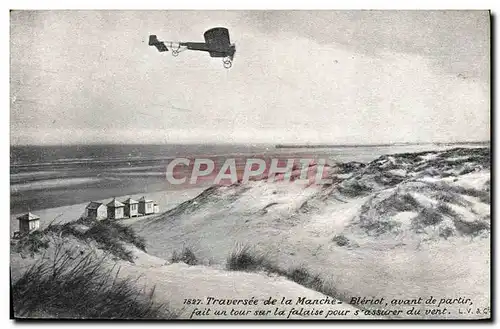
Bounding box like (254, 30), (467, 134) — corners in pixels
(10, 147), (490, 319)
(131, 147), (490, 319)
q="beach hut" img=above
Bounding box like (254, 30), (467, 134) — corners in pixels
(153, 202), (160, 214)
(123, 198), (139, 218)
(138, 196), (154, 215)
(85, 201), (107, 220)
(17, 212), (40, 234)
(107, 198), (125, 220)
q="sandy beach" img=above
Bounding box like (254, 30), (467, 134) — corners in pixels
(10, 187), (206, 235)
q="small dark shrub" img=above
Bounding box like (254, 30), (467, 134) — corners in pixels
(76, 216), (97, 226)
(401, 193), (421, 210)
(339, 180), (372, 197)
(439, 226), (454, 240)
(288, 266), (310, 285)
(359, 218), (402, 236)
(429, 183), (490, 204)
(453, 219), (490, 237)
(457, 166), (476, 175)
(434, 191), (469, 207)
(376, 193), (421, 214)
(373, 172), (405, 186)
(436, 202), (460, 219)
(484, 179), (490, 191)
(46, 220), (147, 262)
(171, 247), (198, 266)
(285, 266), (342, 301)
(298, 200), (317, 214)
(226, 245), (270, 272)
(45, 222), (86, 238)
(104, 221), (147, 251)
(412, 207), (443, 230)
(478, 192), (491, 204)
(13, 231), (50, 256)
(332, 234), (350, 247)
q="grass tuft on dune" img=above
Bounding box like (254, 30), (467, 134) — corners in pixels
(12, 246), (175, 319)
(11, 231), (50, 256)
(225, 244), (346, 303)
(226, 245), (271, 272)
(171, 247), (199, 265)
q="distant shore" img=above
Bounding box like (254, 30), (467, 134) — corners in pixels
(275, 141), (490, 149)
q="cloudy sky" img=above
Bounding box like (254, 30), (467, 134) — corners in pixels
(10, 10), (490, 145)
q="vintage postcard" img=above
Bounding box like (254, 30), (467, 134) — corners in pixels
(10, 10), (491, 320)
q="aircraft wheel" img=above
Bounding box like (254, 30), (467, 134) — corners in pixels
(223, 58), (232, 68)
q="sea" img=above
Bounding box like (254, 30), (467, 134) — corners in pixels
(10, 142), (488, 214)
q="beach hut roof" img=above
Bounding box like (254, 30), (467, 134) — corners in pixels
(107, 198), (125, 207)
(86, 201), (103, 209)
(17, 212), (40, 222)
(138, 196), (153, 202)
(123, 198), (138, 204)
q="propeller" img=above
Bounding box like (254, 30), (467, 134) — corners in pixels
(231, 45), (236, 61)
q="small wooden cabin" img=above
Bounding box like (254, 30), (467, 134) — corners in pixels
(138, 196), (154, 215)
(17, 212), (40, 234)
(85, 201), (107, 220)
(107, 198), (125, 220)
(123, 198), (139, 218)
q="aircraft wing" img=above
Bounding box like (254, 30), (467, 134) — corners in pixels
(204, 28), (231, 48)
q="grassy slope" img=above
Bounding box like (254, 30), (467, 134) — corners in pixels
(10, 219), (175, 319)
(11, 214), (361, 319)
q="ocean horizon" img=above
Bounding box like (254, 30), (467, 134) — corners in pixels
(10, 142), (488, 214)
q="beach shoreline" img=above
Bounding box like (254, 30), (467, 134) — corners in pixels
(10, 186), (207, 235)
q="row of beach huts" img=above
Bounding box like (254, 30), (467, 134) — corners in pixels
(85, 196), (160, 220)
(15, 196), (160, 235)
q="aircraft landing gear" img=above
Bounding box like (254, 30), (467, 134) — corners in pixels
(223, 57), (233, 69)
(167, 42), (184, 56)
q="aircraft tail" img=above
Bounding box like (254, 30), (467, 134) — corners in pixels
(149, 35), (168, 52)
(149, 35), (159, 45)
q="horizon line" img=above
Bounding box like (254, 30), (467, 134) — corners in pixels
(9, 140), (491, 148)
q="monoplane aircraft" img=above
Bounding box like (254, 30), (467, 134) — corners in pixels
(149, 27), (236, 68)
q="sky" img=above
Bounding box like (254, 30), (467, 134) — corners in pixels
(10, 10), (490, 145)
